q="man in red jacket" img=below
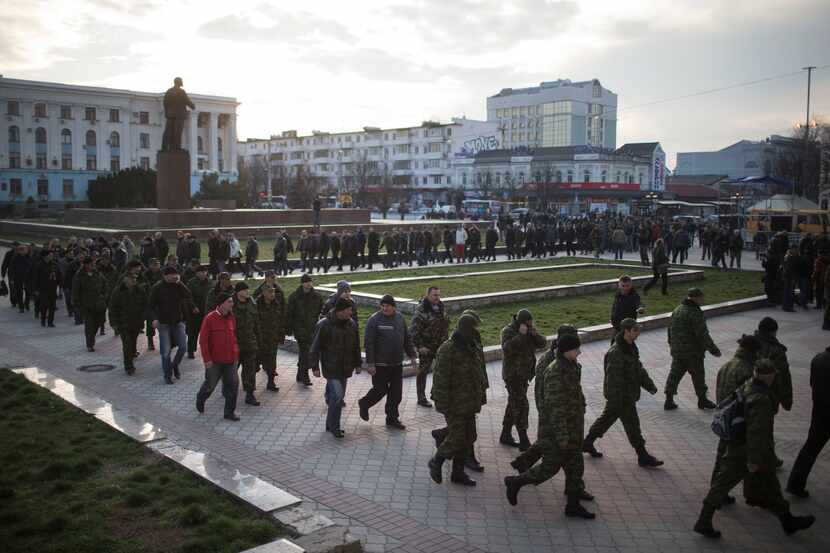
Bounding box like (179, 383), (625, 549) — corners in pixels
(196, 292), (241, 421)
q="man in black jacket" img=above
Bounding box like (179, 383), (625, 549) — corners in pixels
(787, 346), (830, 497)
(610, 276), (644, 338)
(34, 249), (60, 327)
(8, 243), (32, 313)
(367, 227), (380, 269)
(149, 266), (195, 384)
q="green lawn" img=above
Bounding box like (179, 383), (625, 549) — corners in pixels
(0, 370), (287, 553)
(349, 266), (651, 299)
(350, 266), (762, 347)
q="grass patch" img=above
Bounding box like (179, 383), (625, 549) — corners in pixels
(0, 370), (287, 553)
(350, 265), (650, 299)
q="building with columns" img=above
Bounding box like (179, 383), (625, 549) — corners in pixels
(0, 76), (238, 209)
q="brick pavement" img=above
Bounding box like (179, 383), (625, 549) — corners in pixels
(1, 263), (828, 552)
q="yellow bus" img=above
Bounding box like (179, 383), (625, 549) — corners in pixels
(746, 208), (829, 235)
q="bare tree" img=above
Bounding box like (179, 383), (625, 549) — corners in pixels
(348, 151), (379, 207)
(775, 119), (829, 200)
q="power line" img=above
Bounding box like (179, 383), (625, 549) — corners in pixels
(612, 65), (830, 115)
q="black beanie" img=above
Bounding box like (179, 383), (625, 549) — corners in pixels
(215, 291), (233, 306)
(758, 317), (778, 333)
(335, 297), (353, 312)
(516, 309), (532, 325)
(737, 334), (762, 352)
(234, 281), (249, 292)
(557, 333), (581, 354)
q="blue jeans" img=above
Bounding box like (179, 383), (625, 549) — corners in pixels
(324, 378), (347, 432)
(197, 362), (239, 416)
(158, 322), (187, 378)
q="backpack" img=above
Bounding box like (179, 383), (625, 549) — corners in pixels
(711, 389), (747, 442)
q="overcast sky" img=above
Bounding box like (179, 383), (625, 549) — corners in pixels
(2, 0), (828, 168)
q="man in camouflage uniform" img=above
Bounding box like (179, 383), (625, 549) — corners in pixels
(695, 359), (815, 539)
(664, 288), (722, 410)
(754, 316), (793, 469)
(709, 334), (762, 507)
(186, 265), (211, 359)
(232, 281), (261, 406)
(503, 333), (595, 519)
(256, 284), (286, 392)
(72, 256), (108, 352)
(511, 325), (578, 473)
(500, 309), (546, 451)
(108, 273), (148, 374)
(428, 314), (487, 487)
(583, 319), (663, 467)
(287, 273), (324, 386)
(409, 286), (450, 407)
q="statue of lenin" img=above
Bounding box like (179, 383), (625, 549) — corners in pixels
(161, 77), (195, 151)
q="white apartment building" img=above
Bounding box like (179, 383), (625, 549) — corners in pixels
(238, 117), (501, 200)
(0, 76), (238, 208)
(486, 79), (618, 151)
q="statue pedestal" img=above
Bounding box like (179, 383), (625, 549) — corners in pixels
(156, 150), (191, 210)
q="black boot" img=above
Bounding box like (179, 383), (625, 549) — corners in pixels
(416, 372), (432, 407)
(563, 489), (594, 501)
(779, 511), (816, 535)
(664, 394), (678, 410)
(245, 392), (261, 406)
(636, 447), (664, 467)
(565, 494), (595, 519)
(698, 397), (716, 410)
(450, 458), (476, 486)
(504, 474), (528, 506)
(431, 428), (446, 448)
(693, 505), (721, 538)
(499, 425), (520, 448)
(428, 455), (445, 484)
(465, 455), (484, 473)
(517, 429), (531, 452)
(266, 378), (279, 392)
(582, 437), (603, 458)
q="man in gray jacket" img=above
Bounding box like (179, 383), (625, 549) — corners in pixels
(359, 294), (416, 429)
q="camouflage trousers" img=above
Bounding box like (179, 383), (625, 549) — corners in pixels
(416, 355), (434, 402)
(665, 354), (708, 399)
(502, 378), (530, 431)
(704, 445), (788, 515)
(516, 425), (585, 496)
(586, 400), (645, 451)
(238, 351), (258, 393)
(436, 413), (477, 460)
(433, 414), (477, 460)
(258, 348), (278, 380)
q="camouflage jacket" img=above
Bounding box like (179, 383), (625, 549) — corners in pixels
(186, 276), (212, 315)
(256, 295), (286, 352)
(754, 330), (793, 411)
(71, 270), (108, 312)
(501, 321), (546, 381)
(603, 335), (657, 404)
(534, 346), (556, 418)
(108, 282), (148, 332)
(430, 331), (486, 416)
(715, 348), (756, 404)
(740, 378), (778, 470)
(233, 298), (259, 353)
(409, 299), (450, 357)
(287, 286), (325, 344)
(541, 355), (585, 449)
(668, 299), (719, 358)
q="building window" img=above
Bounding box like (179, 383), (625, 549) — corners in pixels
(62, 154), (72, 170)
(60, 105), (72, 119)
(567, 170), (573, 183)
(601, 170), (607, 183)
(197, 136), (204, 153)
(197, 158), (206, 170)
(139, 133), (150, 149)
(86, 130), (96, 147)
(140, 157), (150, 170)
(7, 101), (20, 116)
(10, 178), (22, 196)
(85, 107), (96, 121)
(35, 127), (47, 144)
(218, 137), (223, 152)
(110, 157), (120, 172)
(593, 81), (602, 98)
(86, 154), (97, 170)
(61, 129), (72, 144)
(33, 103), (47, 118)
(110, 131), (120, 148)
(9, 154), (20, 168)
(429, 143), (441, 153)
(584, 170), (591, 183)
(615, 171), (621, 183)
(36, 154), (47, 169)
(63, 180), (74, 198)
(139, 111), (149, 124)
(9, 126), (20, 143)
(37, 179), (49, 197)
(109, 108), (119, 122)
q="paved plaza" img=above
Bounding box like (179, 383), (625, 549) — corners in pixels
(1, 248), (828, 553)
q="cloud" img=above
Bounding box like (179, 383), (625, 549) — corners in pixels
(197, 7), (356, 45)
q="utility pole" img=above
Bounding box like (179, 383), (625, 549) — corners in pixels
(266, 138), (272, 202)
(801, 66), (816, 198)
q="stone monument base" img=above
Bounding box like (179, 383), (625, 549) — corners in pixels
(156, 150), (192, 210)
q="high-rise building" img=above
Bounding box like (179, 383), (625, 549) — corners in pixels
(0, 76), (238, 208)
(486, 79), (618, 151)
